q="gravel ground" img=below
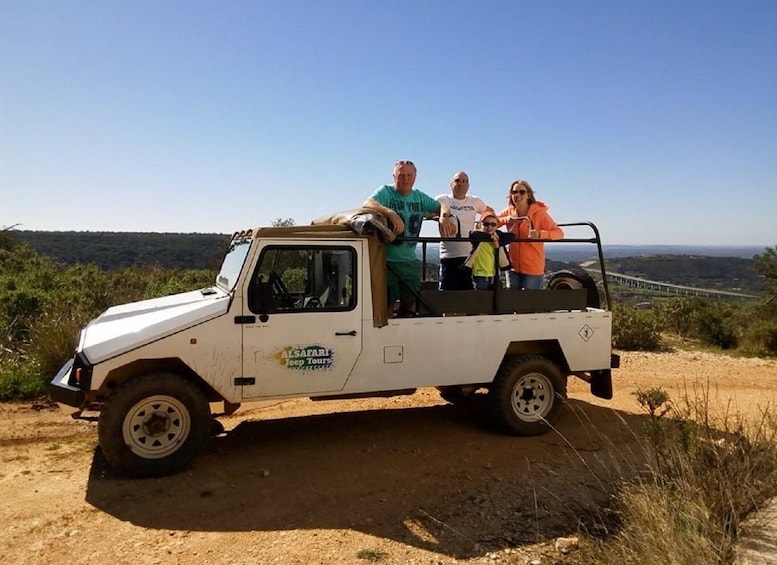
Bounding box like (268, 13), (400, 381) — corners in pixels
(1, 349), (776, 564)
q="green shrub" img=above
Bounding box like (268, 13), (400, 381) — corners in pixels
(656, 298), (699, 337)
(655, 297), (701, 336)
(0, 354), (47, 401)
(655, 297), (777, 354)
(695, 302), (738, 349)
(0, 240), (217, 400)
(141, 267), (214, 299)
(612, 303), (662, 351)
(734, 300), (777, 357)
(739, 319), (777, 357)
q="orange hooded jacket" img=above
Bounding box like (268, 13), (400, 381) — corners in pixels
(496, 201), (563, 276)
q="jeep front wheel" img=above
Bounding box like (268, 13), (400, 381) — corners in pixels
(98, 373), (210, 477)
(490, 355), (566, 436)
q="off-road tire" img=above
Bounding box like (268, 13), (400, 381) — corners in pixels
(98, 373), (210, 477)
(490, 355), (567, 436)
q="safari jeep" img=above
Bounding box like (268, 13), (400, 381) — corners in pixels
(50, 218), (619, 477)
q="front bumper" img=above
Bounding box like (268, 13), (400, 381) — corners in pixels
(49, 358), (86, 407)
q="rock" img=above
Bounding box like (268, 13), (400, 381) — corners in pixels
(555, 536), (579, 554)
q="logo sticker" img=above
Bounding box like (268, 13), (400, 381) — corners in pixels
(275, 345), (335, 371)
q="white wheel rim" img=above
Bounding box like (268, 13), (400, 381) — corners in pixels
(122, 395), (191, 459)
(511, 373), (553, 422)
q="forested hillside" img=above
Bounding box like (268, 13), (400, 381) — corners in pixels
(14, 230), (230, 270)
(12, 231), (766, 293)
(605, 255), (764, 292)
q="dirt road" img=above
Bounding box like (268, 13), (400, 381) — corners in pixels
(2, 350), (776, 564)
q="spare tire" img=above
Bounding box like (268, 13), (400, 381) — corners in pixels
(547, 270), (601, 309)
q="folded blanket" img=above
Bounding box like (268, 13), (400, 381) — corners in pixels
(311, 208), (397, 244)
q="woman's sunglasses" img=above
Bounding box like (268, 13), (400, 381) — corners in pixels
(482, 221), (497, 227)
(511, 189), (527, 195)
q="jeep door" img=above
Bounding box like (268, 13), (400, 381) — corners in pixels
(240, 241), (363, 397)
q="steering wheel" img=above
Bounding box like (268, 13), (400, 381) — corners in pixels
(268, 272), (294, 308)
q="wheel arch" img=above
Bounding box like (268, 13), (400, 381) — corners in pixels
(98, 358), (223, 404)
(498, 339), (569, 379)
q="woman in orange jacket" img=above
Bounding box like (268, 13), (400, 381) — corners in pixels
(496, 179), (564, 289)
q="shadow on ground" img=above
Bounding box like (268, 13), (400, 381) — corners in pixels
(85, 398), (650, 559)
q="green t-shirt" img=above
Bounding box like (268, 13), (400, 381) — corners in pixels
(369, 184), (440, 263)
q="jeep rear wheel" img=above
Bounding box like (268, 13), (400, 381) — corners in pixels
(98, 373), (210, 477)
(490, 355), (566, 436)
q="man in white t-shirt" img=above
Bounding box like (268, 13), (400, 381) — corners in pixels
(435, 171), (495, 290)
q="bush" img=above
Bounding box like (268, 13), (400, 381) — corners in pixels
(695, 302), (738, 349)
(735, 300), (777, 357)
(739, 320), (777, 357)
(612, 303), (662, 351)
(141, 267), (214, 298)
(603, 483), (718, 564)
(0, 241), (216, 401)
(655, 297), (700, 336)
(655, 297), (777, 355)
(584, 386), (777, 563)
(0, 354), (47, 401)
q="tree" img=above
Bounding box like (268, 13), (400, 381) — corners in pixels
(272, 218), (296, 227)
(1, 224), (20, 252)
(753, 246), (777, 296)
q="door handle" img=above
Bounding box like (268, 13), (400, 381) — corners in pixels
(335, 330), (358, 336)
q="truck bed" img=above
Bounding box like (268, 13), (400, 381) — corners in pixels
(416, 287), (589, 316)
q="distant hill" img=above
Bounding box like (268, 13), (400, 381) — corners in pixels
(604, 255), (764, 293)
(418, 243), (764, 293)
(546, 244), (765, 263)
(419, 242), (766, 264)
(13, 230), (230, 270)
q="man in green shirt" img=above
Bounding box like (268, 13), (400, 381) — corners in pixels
(364, 160), (455, 317)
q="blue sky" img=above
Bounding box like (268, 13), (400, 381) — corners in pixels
(2, 0), (775, 245)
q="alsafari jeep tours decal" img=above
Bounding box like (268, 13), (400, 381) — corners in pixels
(275, 345), (335, 371)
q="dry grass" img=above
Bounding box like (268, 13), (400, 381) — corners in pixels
(577, 384), (777, 564)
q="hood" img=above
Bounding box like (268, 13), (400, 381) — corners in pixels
(79, 287), (231, 364)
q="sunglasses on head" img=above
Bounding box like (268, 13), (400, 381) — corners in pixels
(511, 189), (527, 195)
(482, 221), (497, 227)
(394, 160), (415, 167)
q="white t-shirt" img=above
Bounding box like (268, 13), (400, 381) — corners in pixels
(434, 194), (490, 259)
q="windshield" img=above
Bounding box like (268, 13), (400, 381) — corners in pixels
(215, 232), (253, 291)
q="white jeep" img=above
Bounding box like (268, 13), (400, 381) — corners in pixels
(51, 218), (619, 477)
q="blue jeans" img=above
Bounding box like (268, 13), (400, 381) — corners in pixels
(507, 272), (544, 290)
(473, 275), (494, 290)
